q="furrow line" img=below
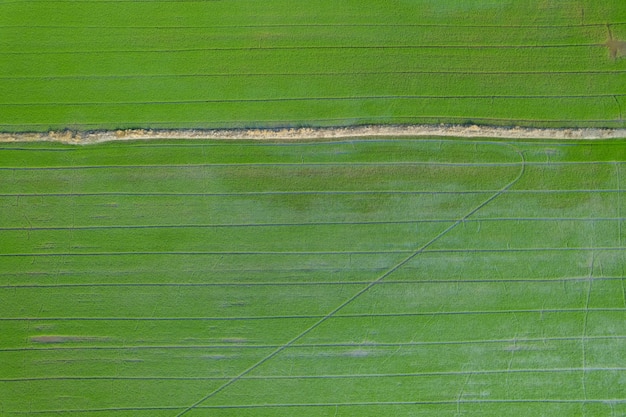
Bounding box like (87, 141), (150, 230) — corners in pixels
(0, 161), (523, 170)
(0, 250), (411, 257)
(0, 43), (605, 55)
(0, 189), (622, 198)
(0, 217), (624, 233)
(1, 247), (624, 258)
(3, 276), (626, 289)
(13, 398), (626, 415)
(1, 160), (622, 170)
(2, 22), (626, 28)
(1, 308), (623, 322)
(0, 116), (621, 129)
(3, 335), (624, 353)
(3, 367), (626, 383)
(2, 69), (626, 81)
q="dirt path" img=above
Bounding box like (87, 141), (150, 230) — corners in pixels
(1, 125), (625, 144)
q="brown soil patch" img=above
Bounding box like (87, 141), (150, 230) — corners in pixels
(605, 38), (626, 59)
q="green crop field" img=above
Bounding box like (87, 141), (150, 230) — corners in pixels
(1, 138), (625, 416)
(2, 0), (626, 415)
(1, 0), (626, 131)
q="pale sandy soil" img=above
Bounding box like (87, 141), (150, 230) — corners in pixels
(1, 125), (625, 144)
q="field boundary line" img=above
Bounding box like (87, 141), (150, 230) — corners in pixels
(172, 144), (526, 416)
(2, 124), (625, 144)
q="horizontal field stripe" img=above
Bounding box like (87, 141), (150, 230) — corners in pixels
(3, 335), (625, 353)
(426, 247), (626, 253)
(0, 189), (623, 198)
(0, 250), (414, 257)
(0, 138), (533, 147)
(0, 161), (525, 169)
(2, 276), (625, 289)
(0, 116), (621, 128)
(1, 247), (624, 257)
(4, 94), (624, 106)
(3, 69), (626, 81)
(2, 22), (626, 28)
(0, 191), (496, 197)
(12, 398), (626, 415)
(182, 399), (626, 408)
(0, 160), (620, 170)
(2, 137), (626, 150)
(1, 308), (623, 321)
(0, 43), (605, 55)
(2, 367), (625, 382)
(0, 217), (623, 232)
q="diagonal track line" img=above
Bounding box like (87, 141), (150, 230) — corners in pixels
(172, 144), (526, 416)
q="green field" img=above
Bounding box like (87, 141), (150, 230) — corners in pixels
(1, 0), (626, 131)
(1, 138), (625, 416)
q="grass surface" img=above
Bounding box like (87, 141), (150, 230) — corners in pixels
(1, 138), (625, 416)
(1, 0), (626, 131)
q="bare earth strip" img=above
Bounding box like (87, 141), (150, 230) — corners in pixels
(1, 125), (626, 144)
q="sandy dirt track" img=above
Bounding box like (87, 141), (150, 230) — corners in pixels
(1, 125), (626, 144)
